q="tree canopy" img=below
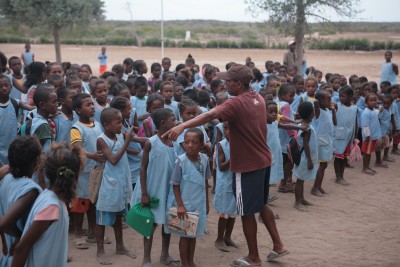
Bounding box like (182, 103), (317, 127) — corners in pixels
(0, 0), (104, 62)
(245, 0), (359, 72)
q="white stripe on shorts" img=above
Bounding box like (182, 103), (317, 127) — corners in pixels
(235, 173), (244, 216)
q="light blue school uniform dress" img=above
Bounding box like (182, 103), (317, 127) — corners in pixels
(122, 122), (142, 185)
(251, 81), (262, 92)
(333, 103), (358, 154)
(291, 93), (301, 114)
(30, 114), (52, 153)
(165, 153), (209, 238)
(361, 108), (382, 141)
(0, 174), (42, 267)
(315, 108), (334, 161)
(21, 189), (68, 267)
(82, 82), (90, 94)
(379, 108), (392, 136)
(332, 90), (340, 103)
(165, 101), (180, 120)
(96, 133), (132, 225)
(356, 96), (366, 127)
(0, 100), (18, 165)
(300, 93), (315, 105)
(267, 121), (283, 185)
(130, 135), (176, 225)
(213, 139), (237, 216)
(293, 125), (318, 180)
(278, 101), (294, 154)
(380, 62), (397, 85)
(130, 96), (148, 127)
(93, 99), (109, 125)
(9, 74), (25, 101)
(174, 126), (210, 156)
(22, 51), (34, 66)
(54, 111), (78, 144)
(212, 122), (225, 145)
(391, 102), (400, 131)
(72, 121), (103, 199)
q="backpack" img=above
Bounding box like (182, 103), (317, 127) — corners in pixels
(18, 119), (32, 136)
(138, 117), (153, 138)
(286, 134), (303, 166)
(10, 98), (19, 118)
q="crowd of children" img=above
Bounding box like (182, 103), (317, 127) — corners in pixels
(0, 47), (399, 267)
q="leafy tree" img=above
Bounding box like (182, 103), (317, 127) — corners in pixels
(0, 0), (104, 62)
(245, 0), (359, 72)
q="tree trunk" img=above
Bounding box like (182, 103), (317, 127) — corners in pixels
(53, 26), (62, 63)
(295, 0), (306, 75)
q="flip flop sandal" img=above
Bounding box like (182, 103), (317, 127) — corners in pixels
(73, 238), (89, 249)
(266, 250), (289, 262)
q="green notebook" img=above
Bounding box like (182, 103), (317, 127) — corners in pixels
(126, 197), (159, 239)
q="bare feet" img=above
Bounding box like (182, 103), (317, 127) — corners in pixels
(224, 238), (239, 248)
(294, 203), (308, 212)
(311, 188), (324, 197)
(301, 199), (313, 206)
(160, 255), (180, 267)
(383, 156), (395, 162)
(375, 162), (388, 168)
(97, 251), (112, 265)
(318, 187), (327, 194)
(115, 246), (136, 259)
(215, 240), (230, 252)
(335, 177), (350, 185)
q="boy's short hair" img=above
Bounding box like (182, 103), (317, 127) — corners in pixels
(175, 76), (189, 88)
(57, 86), (75, 101)
(298, 101), (314, 120)
(134, 76), (148, 88)
(185, 128), (204, 143)
(146, 93), (165, 112)
(72, 93), (92, 110)
(196, 90), (210, 106)
(340, 85), (354, 97)
(33, 83), (55, 107)
(152, 108), (173, 129)
(182, 89), (197, 102)
(100, 108), (120, 126)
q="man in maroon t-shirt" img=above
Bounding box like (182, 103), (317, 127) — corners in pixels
(164, 64), (288, 265)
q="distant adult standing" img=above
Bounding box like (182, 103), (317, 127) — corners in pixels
(98, 47), (108, 75)
(21, 43), (34, 66)
(283, 41), (297, 69)
(164, 64), (288, 266)
(380, 50), (398, 85)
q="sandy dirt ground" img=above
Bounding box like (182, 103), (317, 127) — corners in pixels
(1, 44), (397, 82)
(0, 44), (399, 266)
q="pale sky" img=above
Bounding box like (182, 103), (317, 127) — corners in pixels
(103, 0), (399, 22)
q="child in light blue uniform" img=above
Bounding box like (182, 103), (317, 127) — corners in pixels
(0, 74), (19, 165)
(213, 122), (238, 253)
(30, 84), (58, 153)
(96, 108), (135, 265)
(138, 93), (164, 137)
(0, 136), (42, 267)
(165, 128), (210, 267)
(380, 50), (398, 85)
(12, 144), (81, 267)
(312, 91), (336, 196)
(130, 108), (179, 267)
(378, 95), (394, 163)
(70, 93), (103, 249)
(92, 80), (109, 123)
(291, 74), (305, 114)
(160, 81), (180, 119)
(299, 77), (318, 107)
(110, 96), (144, 190)
(174, 99), (211, 157)
(54, 86), (78, 144)
(333, 86), (358, 185)
(130, 76), (149, 127)
(361, 93), (384, 175)
(388, 86), (400, 155)
(293, 102), (318, 212)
